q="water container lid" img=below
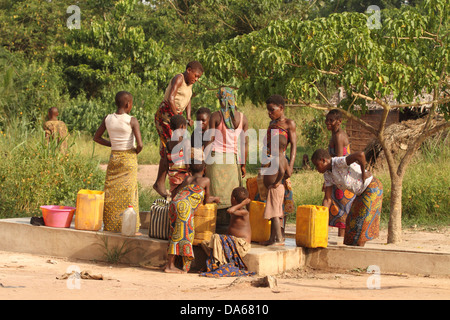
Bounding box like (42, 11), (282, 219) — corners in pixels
(128, 205), (133, 208)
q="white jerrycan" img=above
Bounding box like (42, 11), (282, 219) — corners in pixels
(121, 206), (137, 237)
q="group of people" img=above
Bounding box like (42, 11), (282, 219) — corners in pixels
(90, 60), (383, 276)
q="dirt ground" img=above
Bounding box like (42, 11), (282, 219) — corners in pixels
(1, 165), (447, 301)
(0, 250), (449, 301)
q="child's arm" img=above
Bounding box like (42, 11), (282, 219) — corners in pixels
(93, 117), (111, 147)
(322, 185), (333, 209)
(345, 152), (369, 183)
(268, 157), (285, 189)
(287, 119), (297, 174)
(203, 112), (220, 157)
(185, 101), (193, 127)
(284, 156), (293, 178)
(227, 198), (251, 216)
(240, 114), (249, 178)
(204, 179), (220, 204)
(131, 117), (143, 154)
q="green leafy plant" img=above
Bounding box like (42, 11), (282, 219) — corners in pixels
(0, 123), (105, 218)
(97, 234), (135, 265)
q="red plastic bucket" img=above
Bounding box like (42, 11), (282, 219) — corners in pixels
(40, 205), (76, 228)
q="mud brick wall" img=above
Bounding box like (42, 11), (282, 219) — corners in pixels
(345, 109), (399, 153)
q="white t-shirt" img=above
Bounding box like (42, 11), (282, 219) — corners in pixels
(324, 156), (373, 196)
(105, 113), (136, 151)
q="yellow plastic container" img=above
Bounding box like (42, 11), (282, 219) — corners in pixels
(249, 201), (271, 243)
(296, 205), (329, 248)
(193, 203), (217, 245)
(246, 177), (258, 201)
(75, 190), (105, 231)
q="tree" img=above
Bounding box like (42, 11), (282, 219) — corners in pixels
(132, 0), (315, 61)
(55, 0), (177, 98)
(197, 0), (449, 243)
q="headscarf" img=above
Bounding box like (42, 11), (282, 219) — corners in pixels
(217, 87), (237, 129)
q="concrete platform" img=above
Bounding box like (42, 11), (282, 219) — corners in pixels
(0, 218), (448, 276)
(0, 218), (304, 276)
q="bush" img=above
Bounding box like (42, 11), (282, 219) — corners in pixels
(60, 79), (163, 143)
(300, 110), (328, 150)
(0, 47), (70, 129)
(0, 122), (105, 218)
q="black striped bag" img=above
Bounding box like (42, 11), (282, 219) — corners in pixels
(148, 199), (170, 240)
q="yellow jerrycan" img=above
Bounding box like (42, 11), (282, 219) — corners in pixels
(296, 205), (329, 248)
(246, 177), (258, 201)
(75, 190), (105, 231)
(249, 201), (271, 243)
(193, 203), (217, 245)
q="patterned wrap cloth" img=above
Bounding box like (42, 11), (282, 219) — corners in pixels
(167, 184), (205, 272)
(166, 146), (189, 193)
(328, 145), (356, 229)
(200, 234), (254, 277)
(103, 149), (140, 232)
(217, 87), (237, 130)
(344, 177), (383, 246)
(154, 101), (180, 158)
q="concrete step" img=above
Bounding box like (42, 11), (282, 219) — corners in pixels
(0, 218), (448, 276)
(0, 218), (304, 276)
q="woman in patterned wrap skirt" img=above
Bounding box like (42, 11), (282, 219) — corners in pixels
(94, 91), (143, 233)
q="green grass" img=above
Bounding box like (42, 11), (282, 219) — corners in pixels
(70, 132), (161, 165)
(134, 102), (449, 228)
(376, 136), (450, 227)
(0, 126), (106, 217)
(1, 102), (448, 229)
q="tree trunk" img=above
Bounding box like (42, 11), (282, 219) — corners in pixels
(388, 175), (403, 244)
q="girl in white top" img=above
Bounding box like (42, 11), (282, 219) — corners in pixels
(104, 113), (136, 150)
(94, 92), (143, 153)
(312, 149), (383, 247)
(94, 91), (143, 233)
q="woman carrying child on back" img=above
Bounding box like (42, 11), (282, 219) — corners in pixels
(256, 95), (297, 236)
(261, 135), (292, 246)
(93, 91), (143, 233)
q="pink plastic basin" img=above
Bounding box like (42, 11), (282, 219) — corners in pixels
(40, 205), (76, 228)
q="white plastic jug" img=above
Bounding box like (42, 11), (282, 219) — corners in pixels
(121, 206), (137, 237)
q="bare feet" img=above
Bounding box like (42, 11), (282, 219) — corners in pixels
(259, 237), (285, 246)
(164, 254), (186, 273)
(163, 264), (186, 274)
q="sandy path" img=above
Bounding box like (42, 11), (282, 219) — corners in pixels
(0, 250), (448, 301)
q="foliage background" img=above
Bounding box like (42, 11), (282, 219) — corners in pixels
(0, 0), (448, 226)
